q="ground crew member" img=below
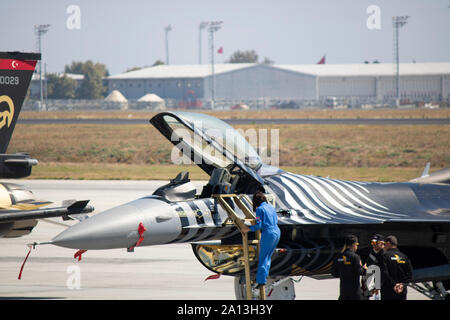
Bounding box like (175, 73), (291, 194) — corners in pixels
(331, 235), (367, 300)
(380, 235), (413, 300)
(361, 234), (385, 299)
(242, 191), (280, 288)
(365, 234), (385, 266)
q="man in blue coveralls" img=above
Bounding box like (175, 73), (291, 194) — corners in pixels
(242, 191), (281, 288)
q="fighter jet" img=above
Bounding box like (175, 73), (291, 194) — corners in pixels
(49, 111), (450, 300)
(0, 51), (93, 238)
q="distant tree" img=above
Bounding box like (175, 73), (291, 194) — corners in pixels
(65, 61), (85, 74)
(76, 67), (105, 99)
(47, 74), (77, 99)
(261, 57), (275, 65)
(65, 60), (108, 99)
(65, 60), (109, 77)
(126, 67), (142, 72)
(227, 50), (259, 63)
(152, 60), (165, 67)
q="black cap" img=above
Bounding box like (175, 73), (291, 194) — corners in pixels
(385, 235), (398, 246)
(371, 234), (384, 242)
(344, 235), (359, 246)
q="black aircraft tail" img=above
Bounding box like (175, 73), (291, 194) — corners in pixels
(0, 52), (41, 178)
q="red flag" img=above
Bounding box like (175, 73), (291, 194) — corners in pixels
(217, 47), (223, 54)
(317, 55), (326, 64)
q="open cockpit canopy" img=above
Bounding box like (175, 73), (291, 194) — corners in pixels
(150, 112), (265, 187)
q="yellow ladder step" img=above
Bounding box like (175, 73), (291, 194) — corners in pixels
(212, 193), (265, 300)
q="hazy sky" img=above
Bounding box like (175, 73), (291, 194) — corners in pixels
(1, 0), (449, 75)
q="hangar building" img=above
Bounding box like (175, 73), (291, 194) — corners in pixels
(107, 62), (450, 105)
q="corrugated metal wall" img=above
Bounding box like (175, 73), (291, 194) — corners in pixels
(106, 65), (449, 103)
(319, 76), (376, 97)
(205, 65), (316, 99)
(108, 78), (204, 100)
(378, 75), (442, 101)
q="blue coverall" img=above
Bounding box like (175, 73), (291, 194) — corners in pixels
(249, 201), (281, 285)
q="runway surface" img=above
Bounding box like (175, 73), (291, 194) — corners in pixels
(18, 118), (450, 125)
(0, 180), (426, 300)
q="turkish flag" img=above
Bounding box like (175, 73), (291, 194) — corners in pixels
(317, 55), (326, 64)
(217, 47), (223, 54)
(0, 59), (37, 70)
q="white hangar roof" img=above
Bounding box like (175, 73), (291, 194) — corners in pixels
(32, 72), (85, 81)
(108, 63), (256, 80)
(108, 62), (450, 80)
(274, 62), (450, 77)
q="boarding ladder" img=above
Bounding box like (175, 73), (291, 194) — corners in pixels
(212, 194), (266, 300)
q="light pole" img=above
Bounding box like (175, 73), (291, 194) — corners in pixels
(207, 21), (222, 109)
(34, 24), (50, 111)
(198, 22), (208, 64)
(165, 24), (172, 65)
(392, 16), (409, 107)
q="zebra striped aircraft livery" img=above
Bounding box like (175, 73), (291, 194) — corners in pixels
(168, 172), (417, 246)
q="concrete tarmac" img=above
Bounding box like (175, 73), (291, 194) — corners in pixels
(0, 180), (426, 300)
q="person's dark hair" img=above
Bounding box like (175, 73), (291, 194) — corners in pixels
(253, 191), (267, 211)
(344, 235), (359, 246)
(371, 234), (384, 242)
(385, 235), (398, 246)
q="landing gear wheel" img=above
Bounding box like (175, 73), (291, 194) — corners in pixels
(234, 276), (296, 300)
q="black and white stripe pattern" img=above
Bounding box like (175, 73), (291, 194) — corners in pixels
(267, 172), (406, 225)
(168, 198), (240, 244)
(167, 171), (408, 242)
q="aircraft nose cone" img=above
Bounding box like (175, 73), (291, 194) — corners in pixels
(52, 197), (181, 250)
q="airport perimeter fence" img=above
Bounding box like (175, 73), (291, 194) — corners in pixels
(22, 96), (442, 112)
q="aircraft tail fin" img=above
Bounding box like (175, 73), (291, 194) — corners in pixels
(0, 52), (41, 153)
(421, 162), (430, 178)
(410, 164), (450, 185)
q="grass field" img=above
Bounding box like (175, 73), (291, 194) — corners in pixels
(8, 124), (450, 181)
(28, 163), (426, 182)
(9, 111), (449, 182)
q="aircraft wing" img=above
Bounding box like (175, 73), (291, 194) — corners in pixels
(0, 200), (94, 223)
(410, 166), (450, 185)
(265, 172), (450, 226)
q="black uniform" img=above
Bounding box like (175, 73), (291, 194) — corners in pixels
(331, 248), (366, 300)
(380, 248), (413, 300)
(365, 248), (384, 267)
